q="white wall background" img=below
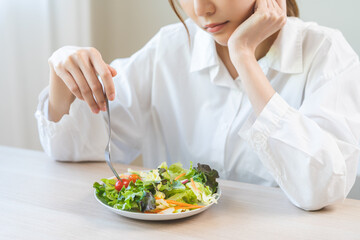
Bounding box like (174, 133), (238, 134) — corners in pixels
(0, 0), (51, 150)
(0, 0), (93, 150)
(90, 0), (180, 62)
(297, 0), (360, 56)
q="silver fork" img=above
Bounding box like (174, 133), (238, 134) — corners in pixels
(104, 94), (121, 180)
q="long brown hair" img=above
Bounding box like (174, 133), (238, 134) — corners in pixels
(168, 0), (299, 38)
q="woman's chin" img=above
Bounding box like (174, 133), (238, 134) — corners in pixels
(212, 33), (232, 47)
(214, 37), (229, 47)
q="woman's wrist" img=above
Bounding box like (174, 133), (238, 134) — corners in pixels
(230, 48), (275, 116)
(48, 66), (76, 122)
(231, 50), (257, 72)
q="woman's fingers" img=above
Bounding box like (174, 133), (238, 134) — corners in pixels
(56, 69), (84, 100)
(76, 53), (107, 111)
(108, 65), (117, 77)
(274, 0), (286, 13)
(265, 0), (285, 14)
(89, 48), (116, 101)
(267, 0), (276, 9)
(272, 0), (287, 25)
(255, 0), (267, 11)
(264, 0), (287, 24)
(67, 63), (101, 113)
(274, 0), (287, 14)
(50, 46), (116, 114)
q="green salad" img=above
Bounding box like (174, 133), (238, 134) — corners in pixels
(93, 162), (220, 214)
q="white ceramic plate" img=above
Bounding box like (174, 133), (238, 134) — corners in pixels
(94, 176), (221, 221)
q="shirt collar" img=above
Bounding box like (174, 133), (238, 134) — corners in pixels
(189, 17), (303, 74)
(265, 17), (303, 74)
(190, 25), (219, 73)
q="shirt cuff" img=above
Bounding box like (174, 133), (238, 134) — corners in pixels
(239, 93), (290, 138)
(238, 93), (291, 177)
(34, 86), (83, 139)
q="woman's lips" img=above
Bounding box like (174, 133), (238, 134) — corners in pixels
(204, 21), (229, 33)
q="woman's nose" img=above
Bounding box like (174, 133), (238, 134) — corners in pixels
(194, 0), (215, 17)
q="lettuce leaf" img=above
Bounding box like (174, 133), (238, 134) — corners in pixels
(167, 162), (187, 180)
(195, 163), (219, 193)
(167, 189), (197, 204)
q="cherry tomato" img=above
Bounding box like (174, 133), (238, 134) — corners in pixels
(128, 174), (140, 183)
(115, 180), (124, 191)
(122, 179), (130, 188)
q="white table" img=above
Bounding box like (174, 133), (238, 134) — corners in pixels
(1, 146), (360, 240)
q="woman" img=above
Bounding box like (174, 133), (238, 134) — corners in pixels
(36, 0), (360, 211)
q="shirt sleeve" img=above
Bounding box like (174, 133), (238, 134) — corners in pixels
(35, 30), (159, 163)
(238, 31), (360, 211)
(34, 86), (108, 161)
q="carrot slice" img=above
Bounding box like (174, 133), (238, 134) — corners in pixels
(174, 206), (203, 209)
(174, 172), (186, 181)
(191, 178), (201, 192)
(165, 199), (204, 208)
(165, 200), (192, 206)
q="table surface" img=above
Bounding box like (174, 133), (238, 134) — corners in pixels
(1, 146), (360, 240)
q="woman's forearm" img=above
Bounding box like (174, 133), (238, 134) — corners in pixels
(48, 66), (76, 122)
(234, 52), (275, 116)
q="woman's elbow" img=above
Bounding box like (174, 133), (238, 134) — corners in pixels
(291, 189), (346, 211)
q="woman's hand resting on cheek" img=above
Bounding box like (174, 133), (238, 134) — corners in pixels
(225, 0), (286, 116)
(48, 46), (117, 114)
(228, 0), (287, 63)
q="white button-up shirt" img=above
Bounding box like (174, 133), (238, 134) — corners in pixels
(35, 17), (360, 210)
